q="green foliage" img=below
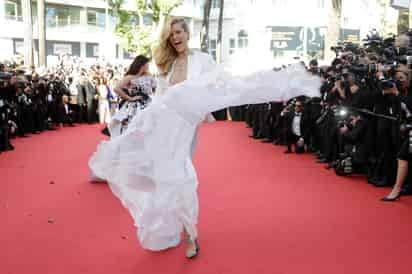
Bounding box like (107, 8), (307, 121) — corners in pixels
(151, 0), (183, 23)
(109, 0), (182, 57)
(108, 0), (125, 15)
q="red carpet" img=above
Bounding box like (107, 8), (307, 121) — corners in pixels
(1, 122), (412, 274)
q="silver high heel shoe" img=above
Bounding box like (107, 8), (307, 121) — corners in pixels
(185, 238), (200, 259)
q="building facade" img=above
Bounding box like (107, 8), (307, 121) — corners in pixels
(207, 0), (400, 64)
(0, 0), (204, 65)
(0, 0), (402, 65)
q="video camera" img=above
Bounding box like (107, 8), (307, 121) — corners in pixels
(0, 72), (13, 86)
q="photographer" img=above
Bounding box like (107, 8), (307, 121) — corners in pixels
(335, 111), (370, 175)
(282, 99), (310, 154)
(30, 75), (48, 133)
(15, 80), (35, 136)
(0, 72), (16, 152)
(367, 71), (405, 187)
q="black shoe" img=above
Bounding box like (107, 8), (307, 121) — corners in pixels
(373, 181), (392, 187)
(6, 144), (14, 151)
(185, 239), (199, 259)
(249, 134), (263, 139)
(382, 192), (402, 202)
(317, 158), (330, 164)
(101, 127), (111, 137)
(284, 149), (292, 154)
(261, 139), (274, 143)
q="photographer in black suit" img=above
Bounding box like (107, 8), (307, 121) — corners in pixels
(283, 100), (310, 154)
(335, 110), (371, 175)
(0, 74), (15, 152)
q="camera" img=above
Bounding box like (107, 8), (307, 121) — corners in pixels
(381, 79), (396, 90)
(16, 80), (28, 89)
(0, 72), (12, 81)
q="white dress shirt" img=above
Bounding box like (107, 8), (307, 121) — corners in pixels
(292, 112), (302, 137)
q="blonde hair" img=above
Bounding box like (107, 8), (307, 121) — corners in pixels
(154, 18), (190, 75)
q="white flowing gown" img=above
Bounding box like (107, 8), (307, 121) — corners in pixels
(89, 52), (321, 251)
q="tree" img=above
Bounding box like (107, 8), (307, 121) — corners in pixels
(37, 0), (46, 67)
(324, 0), (342, 61)
(200, 0), (212, 53)
(109, 0), (183, 57)
(397, 9), (410, 34)
(216, 0), (224, 63)
(376, 0), (397, 37)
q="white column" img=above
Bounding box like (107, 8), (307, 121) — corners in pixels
(0, 38), (14, 60)
(80, 42), (86, 59)
(0, 0), (5, 19)
(22, 0), (34, 66)
(37, 0), (46, 68)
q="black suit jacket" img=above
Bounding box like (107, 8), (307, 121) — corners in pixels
(284, 111), (311, 142)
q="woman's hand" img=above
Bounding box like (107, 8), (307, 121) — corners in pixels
(129, 96), (143, 102)
(334, 79), (342, 90)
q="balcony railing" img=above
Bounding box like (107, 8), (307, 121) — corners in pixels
(46, 17), (82, 28)
(4, 15), (23, 21)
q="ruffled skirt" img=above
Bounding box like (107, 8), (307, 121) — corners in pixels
(90, 100), (200, 250)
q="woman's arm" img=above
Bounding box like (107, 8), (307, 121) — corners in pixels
(114, 75), (141, 101)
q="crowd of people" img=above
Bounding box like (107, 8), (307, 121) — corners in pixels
(3, 31), (412, 202)
(0, 54), (128, 154)
(239, 31), (412, 201)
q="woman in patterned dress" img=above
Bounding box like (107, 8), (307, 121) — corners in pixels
(108, 55), (156, 137)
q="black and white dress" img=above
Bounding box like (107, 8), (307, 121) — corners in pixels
(109, 75), (156, 137)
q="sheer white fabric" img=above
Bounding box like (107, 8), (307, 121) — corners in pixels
(89, 64), (321, 251)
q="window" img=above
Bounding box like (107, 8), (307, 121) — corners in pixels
(93, 45), (99, 56)
(53, 43), (73, 55)
(86, 43), (99, 58)
(5, 0), (22, 21)
(13, 39), (24, 55)
(143, 14), (153, 25)
(87, 11), (97, 25)
(209, 39), (217, 60)
(46, 5), (80, 27)
(237, 30), (248, 49)
(87, 9), (105, 27)
(229, 38), (236, 55)
(211, 0), (220, 9)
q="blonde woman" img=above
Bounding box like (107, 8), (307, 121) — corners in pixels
(89, 18), (321, 259)
(152, 18), (216, 258)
